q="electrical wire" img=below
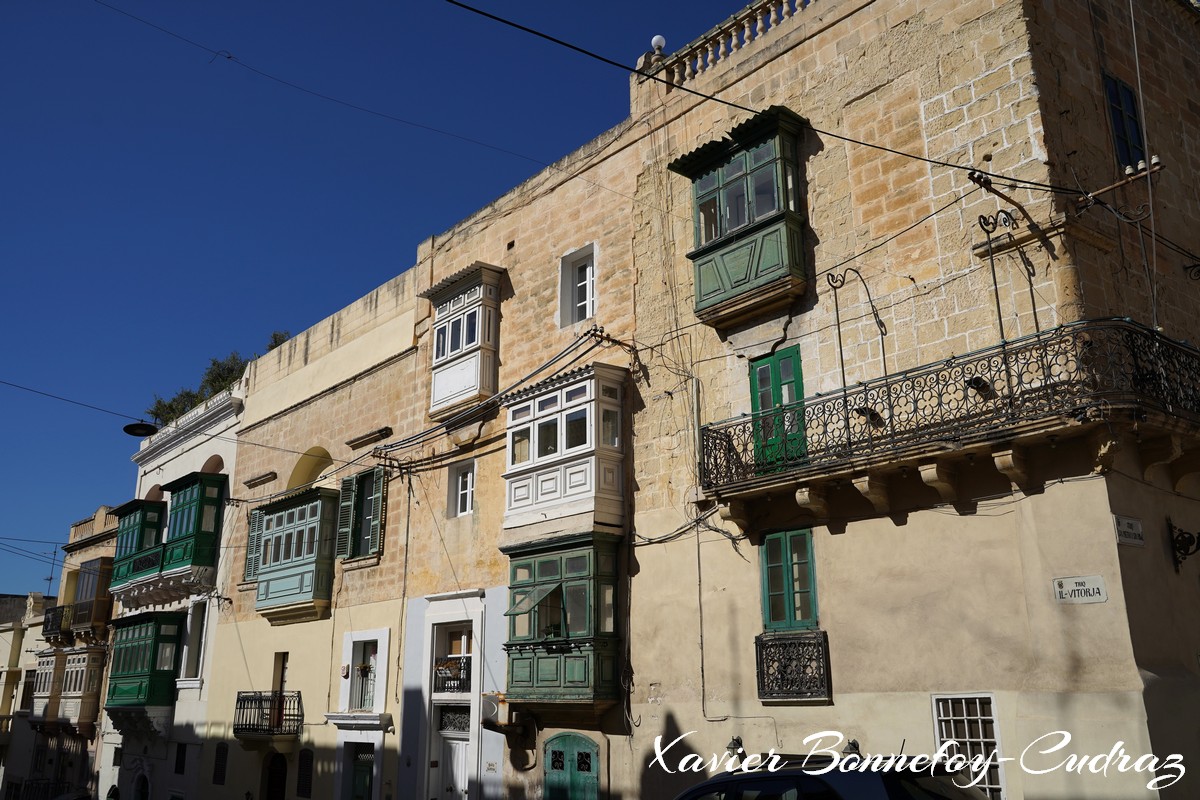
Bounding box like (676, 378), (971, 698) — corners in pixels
(442, 0), (1082, 197)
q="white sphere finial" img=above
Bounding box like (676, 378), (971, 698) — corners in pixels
(651, 35), (666, 53)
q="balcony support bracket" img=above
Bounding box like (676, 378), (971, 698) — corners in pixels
(718, 500), (749, 533)
(994, 447), (1033, 492)
(852, 473), (890, 514)
(919, 462), (959, 504)
(794, 485), (828, 518)
(1140, 435), (1184, 482)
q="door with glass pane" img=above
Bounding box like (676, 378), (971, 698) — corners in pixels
(544, 733), (599, 800)
(749, 346), (804, 469)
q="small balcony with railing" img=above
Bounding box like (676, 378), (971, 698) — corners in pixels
(432, 655), (472, 695)
(700, 318), (1200, 522)
(110, 473), (226, 609)
(41, 605), (73, 647)
(234, 691), (304, 752)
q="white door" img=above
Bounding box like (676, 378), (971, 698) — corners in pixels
(440, 735), (469, 800)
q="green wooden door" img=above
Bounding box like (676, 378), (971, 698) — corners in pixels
(749, 346), (804, 468)
(544, 733), (599, 800)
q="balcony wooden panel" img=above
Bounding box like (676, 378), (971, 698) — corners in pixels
(505, 636), (619, 704)
(691, 214), (806, 328)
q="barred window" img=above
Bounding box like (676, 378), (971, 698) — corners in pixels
(934, 694), (1005, 799)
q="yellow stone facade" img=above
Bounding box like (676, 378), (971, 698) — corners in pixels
(192, 2), (1200, 799)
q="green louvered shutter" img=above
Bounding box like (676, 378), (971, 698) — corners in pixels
(336, 475), (357, 558)
(244, 510), (264, 581)
(368, 466), (386, 555)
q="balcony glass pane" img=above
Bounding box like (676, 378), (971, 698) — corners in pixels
(565, 409), (588, 449)
(602, 409), (619, 447)
(511, 428), (531, 465)
(723, 180), (748, 231)
(565, 584), (588, 635)
(537, 419), (559, 458)
(698, 195), (719, 244)
(600, 584), (614, 633)
(752, 167), (777, 219)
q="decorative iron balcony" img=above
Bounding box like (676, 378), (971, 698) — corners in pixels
(755, 629), (831, 702)
(432, 655), (472, 693)
(701, 318), (1200, 490)
(233, 691), (304, 737)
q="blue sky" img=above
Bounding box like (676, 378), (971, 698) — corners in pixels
(0, 0), (743, 595)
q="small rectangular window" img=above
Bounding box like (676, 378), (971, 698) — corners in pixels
(1103, 73), (1145, 170)
(174, 742), (187, 775)
(559, 246), (596, 326)
(449, 462), (475, 518)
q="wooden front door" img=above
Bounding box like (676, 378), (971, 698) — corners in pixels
(544, 733), (599, 800)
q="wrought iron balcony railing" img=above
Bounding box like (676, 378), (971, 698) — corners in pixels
(233, 691), (303, 737)
(432, 655), (472, 693)
(349, 665), (377, 711)
(756, 629), (831, 702)
(701, 318), (1200, 490)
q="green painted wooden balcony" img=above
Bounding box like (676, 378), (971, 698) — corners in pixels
(104, 612), (184, 738)
(505, 635), (620, 704)
(109, 473), (225, 608)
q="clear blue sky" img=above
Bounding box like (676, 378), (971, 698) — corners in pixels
(0, 0), (743, 595)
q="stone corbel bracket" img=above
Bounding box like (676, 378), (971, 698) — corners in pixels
(994, 447), (1034, 492)
(717, 500), (749, 534)
(795, 484), (828, 518)
(852, 472), (890, 514)
(919, 462), (959, 504)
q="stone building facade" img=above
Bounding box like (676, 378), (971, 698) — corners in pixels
(185, 1), (1200, 800)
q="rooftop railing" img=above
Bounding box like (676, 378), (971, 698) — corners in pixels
(701, 318), (1200, 490)
(649, 1), (815, 89)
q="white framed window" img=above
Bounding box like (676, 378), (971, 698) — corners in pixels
(559, 245), (596, 327)
(932, 694), (1006, 799)
(337, 627), (390, 714)
(449, 462), (475, 518)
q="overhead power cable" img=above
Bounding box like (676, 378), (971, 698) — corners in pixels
(442, 0), (1081, 197)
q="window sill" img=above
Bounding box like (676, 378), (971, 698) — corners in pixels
(237, 580), (257, 593)
(341, 553), (381, 572)
(175, 678), (203, 690)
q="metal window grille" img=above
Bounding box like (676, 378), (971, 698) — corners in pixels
(934, 695), (1005, 799)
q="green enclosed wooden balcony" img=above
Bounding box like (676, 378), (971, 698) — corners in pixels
(669, 106), (809, 330)
(110, 473), (225, 608)
(502, 534), (621, 707)
(104, 612), (184, 738)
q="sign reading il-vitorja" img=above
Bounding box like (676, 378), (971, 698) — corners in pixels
(1052, 574), (1108, 604)
(650, 730), (1185, 791)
